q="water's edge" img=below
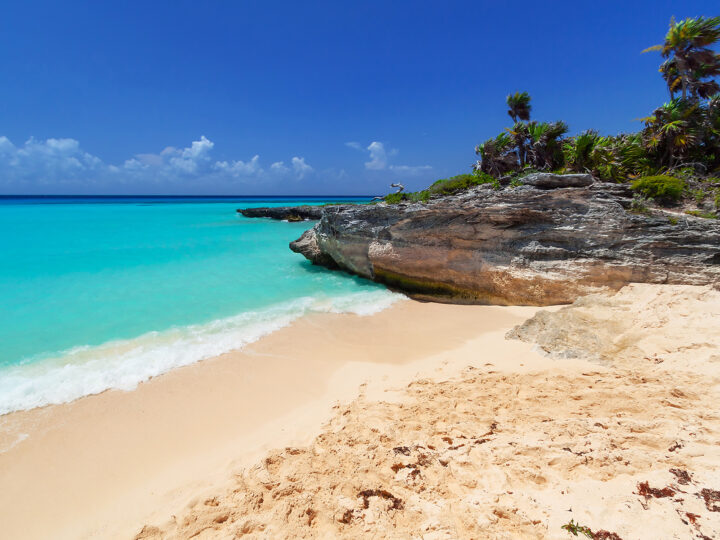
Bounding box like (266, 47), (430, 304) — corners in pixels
(0, 196), (389, 416)
(0, 290), (405, 415)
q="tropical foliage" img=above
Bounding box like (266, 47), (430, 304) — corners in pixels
(471, 15), (719, 205)
(506, 92), (532, 123)
(644, 16), (720, 100)
(384, 15), (720, 217)
(474, 133), (516, 176)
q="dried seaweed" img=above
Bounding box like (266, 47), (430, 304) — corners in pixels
(669, 468), (692, 485)
(358, 489), (404, 510)
(698, 488), (720, 512)
(637, 481), (675, 500)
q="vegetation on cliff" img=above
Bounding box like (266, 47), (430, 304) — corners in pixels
(384, 15), (720, 219)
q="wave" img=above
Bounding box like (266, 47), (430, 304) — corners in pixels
(0, 290), (404, 415)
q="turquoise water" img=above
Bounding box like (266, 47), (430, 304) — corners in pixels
(0, 197), (401, 414)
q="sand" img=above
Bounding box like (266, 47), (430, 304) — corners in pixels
(2, 284), (719, 539)
(0, 300), (546, 539)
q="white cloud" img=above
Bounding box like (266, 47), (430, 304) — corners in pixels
(0, 136), (15, 155)
(291, 156), (313, 179)
(0, 134), (314, 186)
(270, 161), (289, 174)
(347, 140), (431, 176)
(0, 136), (104, 184)
(134, 153), (164, 166)
(166, 135), (214, 174)
(365, 141), (388, 170)
(214, 155), (262, 177)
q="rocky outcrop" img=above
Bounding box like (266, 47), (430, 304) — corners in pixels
(520, 172), (594, 189)
(290, 175), (720, 305)
(238, 206), (325, 221)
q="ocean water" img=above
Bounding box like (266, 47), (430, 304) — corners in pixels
(0, 196), (402, 415)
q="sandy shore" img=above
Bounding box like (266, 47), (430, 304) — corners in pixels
(2, 284), (719, 539)
(0, 300), (549, 539)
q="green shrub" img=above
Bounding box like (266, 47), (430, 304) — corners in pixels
(509, 177), (524, 188)
(630, 175), (685, 203)
(692, 189), (707, 203)
(673, 166), (698, 180)
(405, 191), (431, 203)
(383, 192), (406, 204)
(685, 209), (718, 219)
(426, 173), (484, 196)
(383, 172), (499, 205)
(629, 195), (652, 215)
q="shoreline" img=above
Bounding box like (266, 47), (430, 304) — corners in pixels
(0, 289), (403, 417)
(0, 300), (555, 539)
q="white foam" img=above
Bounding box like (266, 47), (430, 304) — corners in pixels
(0, 290), (405, 415)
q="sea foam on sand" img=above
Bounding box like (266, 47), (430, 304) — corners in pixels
(0, 290), (404, 415)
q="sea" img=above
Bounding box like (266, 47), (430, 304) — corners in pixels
(0, 196), (402, 415)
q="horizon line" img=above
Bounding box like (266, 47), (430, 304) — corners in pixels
(0, 194), (376, 198)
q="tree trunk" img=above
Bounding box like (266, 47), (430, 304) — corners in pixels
(678, 55), (689, 100)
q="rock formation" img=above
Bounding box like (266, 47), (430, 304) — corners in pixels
(288, 174), (720, 305)
(237, 205), (325, 221)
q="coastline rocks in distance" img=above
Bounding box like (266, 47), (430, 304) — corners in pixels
(290, 175), (720, 305)
(238, 205), (326, 221)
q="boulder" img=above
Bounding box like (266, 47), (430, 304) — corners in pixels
(520, 172), (594, 189)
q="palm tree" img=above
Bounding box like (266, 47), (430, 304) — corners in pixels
(589, 134), (650, 181)
(705, 93), (720, 169)
(505, 122), (530, 168)
(526, 121), (569, 170)
(644, 16), (720, 101)
(642, 99), (703, 166)
(563, 130), (599, 173)
(475, 133), (518, 176)
(506, 92), (532, 123)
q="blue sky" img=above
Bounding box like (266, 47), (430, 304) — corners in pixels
(1, 0), (717, 195)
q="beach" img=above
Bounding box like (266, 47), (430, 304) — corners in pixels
(4, 5), (720, 539)
(0, 300), (544, 539)
(2, 284), (718, 539)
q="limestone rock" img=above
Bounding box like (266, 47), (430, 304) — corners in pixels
(289, 178), (720, 305)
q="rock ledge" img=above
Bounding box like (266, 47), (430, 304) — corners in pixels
(289, 177), (720, 305)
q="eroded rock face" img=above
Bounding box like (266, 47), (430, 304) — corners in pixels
(290, 178), (720, 305)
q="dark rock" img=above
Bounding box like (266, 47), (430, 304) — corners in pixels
(238, 205), (326, 221)
(289, 178), (720, 305)
(521, 172), (594, 189)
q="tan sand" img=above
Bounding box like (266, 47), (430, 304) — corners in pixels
(134, 284), (720, 540)
(3, 284), (719, 539)
(0, 300), (549, 540)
